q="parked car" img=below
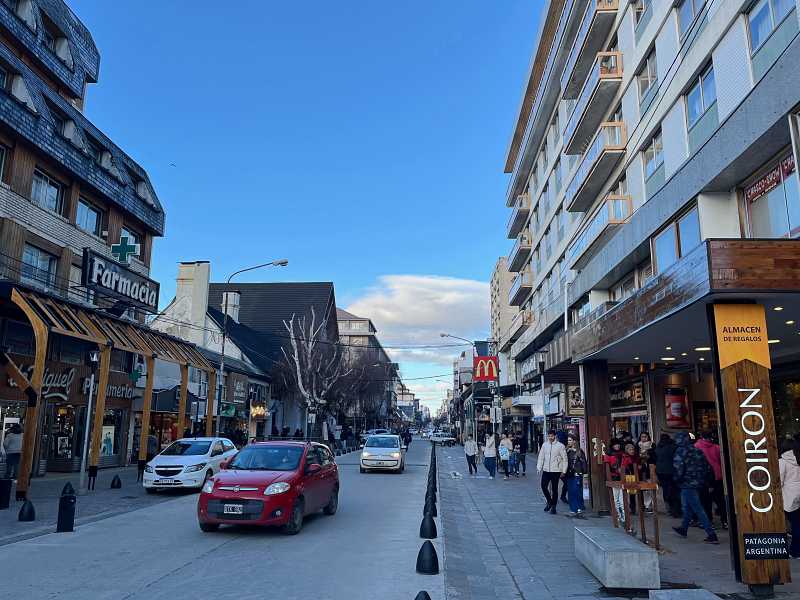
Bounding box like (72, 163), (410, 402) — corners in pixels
(143, 437), (238, 492)
(197, 441), (339, 534)
(430, 431), (456, 446)
(360, 434), (406, 474)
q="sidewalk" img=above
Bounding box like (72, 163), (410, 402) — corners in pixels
(0, 466), (179, 546)
(437, 445), (800, 600)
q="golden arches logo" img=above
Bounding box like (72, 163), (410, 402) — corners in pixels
(473, 356), (498, 381)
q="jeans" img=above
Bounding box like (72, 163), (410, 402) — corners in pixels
(658, 473), (682, 516)
(4, 453), (20, 479)
(510, 453), (519, 474)
(612, 487), (626, 523)
(701, 478), (727, 525)
(541, 471), (561, 508)
(466, 454), (477, 474)
(787, 508), (800, 558)
(567, 474), (585, 513)
(680, 488), (715, 536)
(483, 456), (496, 477)
(501, 459), (510, 477)
(518, 453), (526, 474)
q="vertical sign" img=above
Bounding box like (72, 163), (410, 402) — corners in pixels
(712, 304), (790, 587)
(473, 356), (499, 382)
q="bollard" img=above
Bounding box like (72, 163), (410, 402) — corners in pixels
(419, 513), (437, 539)
(416, 540), (440, 574)
(0, 478), (11, 510)
(425, 489), (436, 504)
(18, 499), (35, 521)
(423, 498), (437, 517)
(57, 484), (76, 532)
(110, 474), (122, 489)
(415, 592), (432, 600)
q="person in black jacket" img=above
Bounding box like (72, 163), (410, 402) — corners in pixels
(653, 433), (682, 517)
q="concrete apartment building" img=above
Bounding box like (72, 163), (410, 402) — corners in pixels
(503, 1), (800, 574)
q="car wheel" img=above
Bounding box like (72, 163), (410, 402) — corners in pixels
(323, 488), (338, 515)
(360, 466), (366, 474)
(145, 487), (157, 494)
(283, 498), (304, 535)
(199, 521), (219, 532)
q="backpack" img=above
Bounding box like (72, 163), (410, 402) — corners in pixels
(499, 445), (510, 460)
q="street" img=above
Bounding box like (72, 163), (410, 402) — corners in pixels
(0, 440), (443, 600)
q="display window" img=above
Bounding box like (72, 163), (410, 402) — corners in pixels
(744, 152), (800, 238)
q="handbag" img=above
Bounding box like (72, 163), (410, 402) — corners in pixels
(499, 445), (510, 460)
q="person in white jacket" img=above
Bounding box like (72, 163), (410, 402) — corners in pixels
(3, 424), (23, 480)
(481, 432), (498, 479)
(537, 429), (567, 514)
(779, 437), (800, 558)
(464, 435), (478, 476)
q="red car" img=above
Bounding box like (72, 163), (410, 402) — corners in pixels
(197, 441), (339, 534)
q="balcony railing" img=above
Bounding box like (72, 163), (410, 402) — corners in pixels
(508, 308), (532, 342)
(561, 0), (620, 100)
(506, 193), (531, 239)
(509, 269), (534, 306)
(565, 122), (627, 213)
(563, 51), (623, 154)
(507, 233), (532, 272)
(567, 194), (632, 269)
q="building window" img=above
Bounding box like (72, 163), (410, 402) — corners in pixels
(554, 159), (562, 193)
(611, 273), (636, 302)
(643, 131), (664, 179)
(120, 226), (141, 257)
(633, 0), (650, 26)
(76, 199), (101, 236)
(651, 206), (701, 273)
(686, 65), (716, 128)
(42, 26), (55, 52)
(748, 0), (795, 53)
(51, 109), (65, 136)
(22, 243), (57, 288)
(745, 153), (800, 237)
(677, 0), (704, 38)
(85, 136), (103, 164)
(31, 169), (63, 214)
(3, 319), (34, 356)
(637, 49), (658, 103)
(0, 145), (6, 181)
(2, 1), (18, 13)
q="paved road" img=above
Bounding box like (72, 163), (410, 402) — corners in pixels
(1, 439), (443, 600)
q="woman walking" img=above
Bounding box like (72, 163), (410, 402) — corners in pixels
(779, 437), (800, 558)
(565, 434), (587, 516)
(482, 432), (497, 479)
(499, 432), (513, 480)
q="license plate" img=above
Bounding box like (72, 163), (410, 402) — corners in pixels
(223, 504), (243, 515)
(156, 479), (173, 485)
(376, 461), (385, 466)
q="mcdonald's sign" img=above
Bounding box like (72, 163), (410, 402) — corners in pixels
(473, 356), (499, 382)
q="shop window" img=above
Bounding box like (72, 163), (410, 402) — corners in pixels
(748, 0), (795, 53)
(110, 349), (133, 373)
(100, 409), (124, 457)
(76, 199), (102, 236)
(643, 131), (663, 179)
(686, 65), (716, 128)
(745, 153), (799, 238)
(59, 337), (85, 365)
(21, 243), (57, 288)
(652, 206), (701, 273)
(31, 169), (64, 214)
(3, 319), (34, 355)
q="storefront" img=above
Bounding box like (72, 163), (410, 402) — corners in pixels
(608, 377), (649, 440)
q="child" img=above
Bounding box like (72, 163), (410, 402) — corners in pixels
(510, 441), (521, 477)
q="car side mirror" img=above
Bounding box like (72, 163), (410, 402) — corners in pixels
(306, 463), (322, 474)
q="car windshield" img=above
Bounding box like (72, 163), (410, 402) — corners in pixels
(228, 446), (303, 471)
(160, 441), (211, 456)
(366, 436), (399, 448)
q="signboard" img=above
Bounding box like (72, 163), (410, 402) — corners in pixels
(744, 153), (795, 203)
(544, 392), (561, 416)
(490, 406), (503, 424)
(473, 356), (499, 382)
(711, 304), (789, 585)
(567, 385), (584, 416)
(664, 386), (691, 428)
(82, 249), (159, 312)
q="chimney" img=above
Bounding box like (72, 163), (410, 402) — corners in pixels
(175, 261), (210, 346)
(222, 291), (241, 323)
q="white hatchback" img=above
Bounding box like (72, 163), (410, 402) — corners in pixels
(143, 437), (238, 492)
(360, 434), (406, 474)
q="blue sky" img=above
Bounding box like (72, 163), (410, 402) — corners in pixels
(71, 0), (542, 408)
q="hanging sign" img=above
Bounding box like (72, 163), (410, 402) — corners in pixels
(473, 356), (499, 382)
(82, 249), (159, 312)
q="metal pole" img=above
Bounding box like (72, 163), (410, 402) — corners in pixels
(540, 355), (546, 436)
(78, 371), (95, 494)
(216, 293), (229, 437)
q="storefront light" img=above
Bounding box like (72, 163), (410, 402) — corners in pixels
(681, 352), (687, 356)
(786, 320), (795, 325)
(768, 339), (781, 344)
(774, 306), (784, 311)
(661, 357), (676, 361)
(694, 347), (711, 351)
(665, 346), (672, 350)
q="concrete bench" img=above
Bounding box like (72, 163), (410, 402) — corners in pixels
(649, 591), (720, 600)
(574, 526), (660, 589)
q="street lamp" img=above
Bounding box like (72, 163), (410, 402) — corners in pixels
(79, 349), (100, 494)
(217, 259), (288, 436)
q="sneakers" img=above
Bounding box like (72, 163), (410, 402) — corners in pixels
(673, 527), (688, 538)
(567, 511), (577, 517)
(543, 504), (552, 512)
(503, 476), (509, 480)
(549, 507), (557, 515)
(704, 534), (720, 545)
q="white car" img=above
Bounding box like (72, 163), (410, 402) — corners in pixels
(143, 437), (238, 492)
(360, 434), (406, 474)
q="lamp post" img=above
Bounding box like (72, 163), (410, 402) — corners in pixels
(216, 259), (288, 436)
(79, 349), (100, 494)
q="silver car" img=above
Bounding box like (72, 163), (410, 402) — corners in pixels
(360, 434), (406, 474)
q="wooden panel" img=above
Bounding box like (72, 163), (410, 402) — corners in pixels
(177, 363), (189, 436)
(582, 360), (611, 513)
(0, 217), (26, 267)
(710, 239), (800, 292)
(88, 346), (112, 468)
(106, 208), (123, 250)
(9, 143), (36, 199)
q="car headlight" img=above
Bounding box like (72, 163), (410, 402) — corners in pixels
(390, 452), (401, 459)
(264, 482), (290, 496)
(201, 479), (214, 494)
(184, 463), (207, 473)
(144, 465), (154, 473)
(361, 451), (371, 458)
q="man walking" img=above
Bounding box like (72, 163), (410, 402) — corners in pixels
(515, 431), (528, 476)
(464, 434), (478, 475)
(695, 430), (727, 528)
(672, 431), (719, 544)
(537, 430), (567, 514)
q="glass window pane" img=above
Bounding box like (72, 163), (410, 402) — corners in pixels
(773, 0), (794, 22)
(654, 227), (678, 272)
(702, 67), (716, 107)
(784, 170), (800, 236)
(686, 81), (703, 126)
(678, 208), (701, 255)
(751, 186), (791, 237)
(749, 0), (773, 51)
(678, 0), (695, 37)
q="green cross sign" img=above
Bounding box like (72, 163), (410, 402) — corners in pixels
(129, 366), (142, 383)
(111, 236), (140, 264)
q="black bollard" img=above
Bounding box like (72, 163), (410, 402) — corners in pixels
(423, 499), (437, 517)
(110, 474), (122, 489)
(415, 540), (440, 574)
(426, 489), (436, 504)
(88, 465), (98, 491)
(415, 592), (432, 600)
(419, 513), (437, 539)
(57, 484), (76, 532)
(18, 499), (35, 521)
(0, 478), (11, 510)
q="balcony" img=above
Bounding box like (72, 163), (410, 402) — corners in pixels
(509, 269), (533, 306)
(561, 0), (620, 100)
(563, 52), (623, 155)
(567, 194), (632, 270)
(508, 308), (532, 343)
(565, 122), (627, 213)
(506, 193), (531, 239)
(507, 233), (532, 272)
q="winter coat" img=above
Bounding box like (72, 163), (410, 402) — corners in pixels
(537, 440), (567, 473)
(464, 439), (478, 457)
(673, 431), (709, 489)
(3, 431), (22, 454)
(566, 447), (588, 476)
(653, 439), (677, 475)
(604, 450), (633, 481)
(779, 450), (800, 513)
(482, 435), (497, 458)
(694, 439), (722, 481)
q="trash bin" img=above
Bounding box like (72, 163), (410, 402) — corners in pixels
(0, 478), (11, 510)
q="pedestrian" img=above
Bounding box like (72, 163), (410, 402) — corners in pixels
(293, 428), (303, 440)
(3, 424), (22, 480)
(638, 432), (653, 455)
(499, 432), (513, 480)
(565, 434), (587, 516)
(481, 432), (497, 479)
(779, 437), (800, 558)
(511, 439), (521, 477)
(604, 439), (632, 525)
(146, 428), (159, 461)
(516, 431), (528, 476)
(672, 431), (719, 544)
(653, 433), (681, 517)
(537, 429), (567, 514)
(623, 442), (640, 516)
(464, 434), (478, 475)
(556, 430), (569, 504)
(695, 430), (727, 528)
